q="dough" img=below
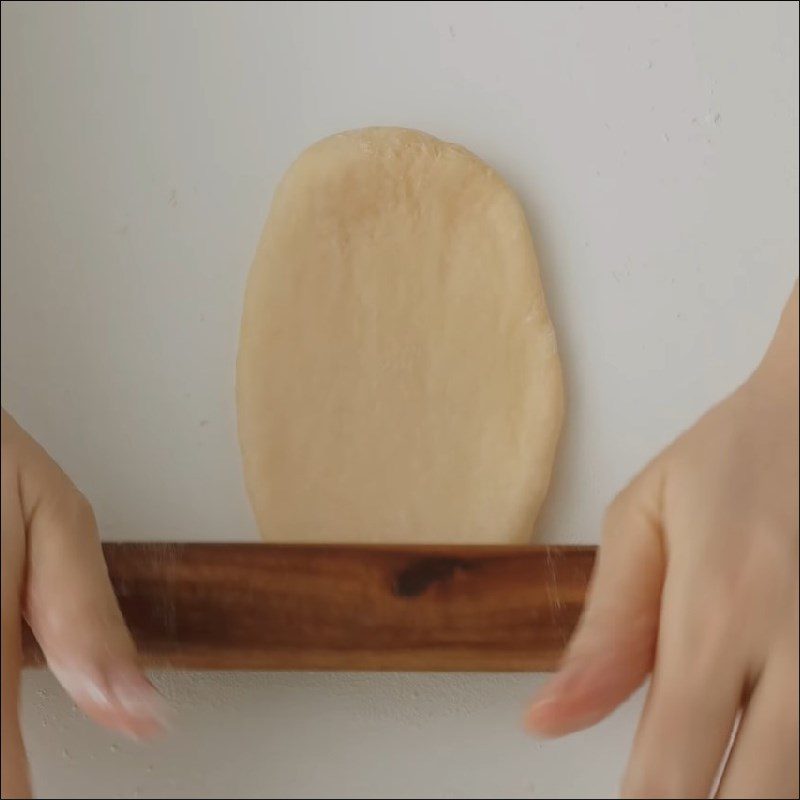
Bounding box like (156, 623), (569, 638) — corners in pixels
(237, 128), (563, 544)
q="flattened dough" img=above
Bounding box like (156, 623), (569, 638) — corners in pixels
(237, 128), (563, 544)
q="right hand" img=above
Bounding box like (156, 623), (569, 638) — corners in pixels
(527, 286), (799, 798)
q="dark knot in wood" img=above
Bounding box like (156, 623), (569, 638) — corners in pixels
(392, 556), (474, 598)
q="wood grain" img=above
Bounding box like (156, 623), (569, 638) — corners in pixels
(22, 543), (596, 672)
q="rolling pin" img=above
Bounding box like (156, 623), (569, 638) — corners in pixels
(23, 544), (595, 672)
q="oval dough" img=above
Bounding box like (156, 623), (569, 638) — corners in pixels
(237, 128), (563, 544)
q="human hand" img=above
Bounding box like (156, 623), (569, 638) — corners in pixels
(527, 286), (799, 798)
(1, 411), (168, 798)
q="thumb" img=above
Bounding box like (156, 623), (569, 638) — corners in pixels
(15, 423), (169, 740)
(527, 465), (666, 737)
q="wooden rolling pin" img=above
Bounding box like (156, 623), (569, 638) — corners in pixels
(23, 543), (595, 672)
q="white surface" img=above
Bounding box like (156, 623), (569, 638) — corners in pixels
(1, 1), (797, 798)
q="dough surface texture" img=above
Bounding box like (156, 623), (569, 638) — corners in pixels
(237, 127), (563, 543)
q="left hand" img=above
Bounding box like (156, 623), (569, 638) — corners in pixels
(1, 410), (168, 799)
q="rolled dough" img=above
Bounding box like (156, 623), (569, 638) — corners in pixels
(237, 127), (563, 544)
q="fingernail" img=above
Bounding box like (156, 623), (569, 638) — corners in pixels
(531, 666), (576, 705)
(48, 661), (114, 709)
(527, 663), (584, 724)
(48, 659), (172, 740)
(84, 679), (114, 708)
(110, 673), (172, 729)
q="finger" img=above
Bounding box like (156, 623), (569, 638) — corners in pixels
(1, 430), (33, 798)
(621, 570), (746, 798)
(717, 638), (799, 798)
(1, 590), (31, 800)
(527, 466), (665, 737)
(9, 417), (169, 740)
(27, 490), (170, 740)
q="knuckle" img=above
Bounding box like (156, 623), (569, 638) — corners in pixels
(601, 484), (642, 542)
(65, 489), (98, 532)
(752, 519), (798, 569)
(707, 566), (745, 607)
(602, 463), (662, 541)
(674, 567), (761, 677)
(704, 536), (795, 618)
(692, 572), (743, 636)
(602, 490), (632, 535)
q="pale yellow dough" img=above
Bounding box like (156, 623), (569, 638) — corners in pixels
(237, 128), (563, 544)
